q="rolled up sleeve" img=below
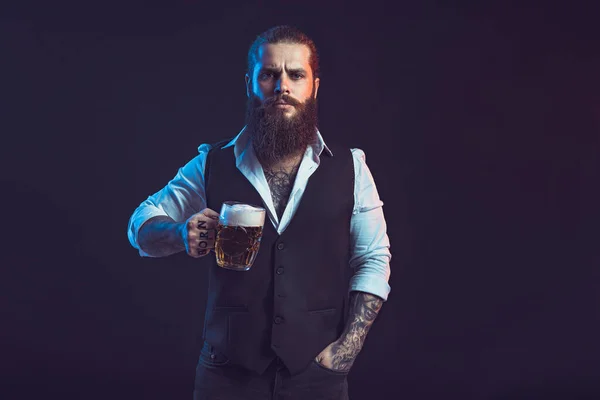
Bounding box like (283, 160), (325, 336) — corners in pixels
(127, 145), (210, 257)
(348, 149), (392, 301)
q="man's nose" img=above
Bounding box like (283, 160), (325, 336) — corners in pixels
(275, 76), (290, 95)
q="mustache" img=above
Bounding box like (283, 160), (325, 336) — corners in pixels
(261, 95), (302, 108)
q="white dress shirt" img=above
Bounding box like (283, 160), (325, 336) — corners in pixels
(127, 127), (392, 301)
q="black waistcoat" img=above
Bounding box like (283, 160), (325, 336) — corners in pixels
(203, 140), (354, 376)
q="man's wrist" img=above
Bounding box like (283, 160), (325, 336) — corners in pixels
(138, 216), (186, 257)
(329, 291), (384, 369)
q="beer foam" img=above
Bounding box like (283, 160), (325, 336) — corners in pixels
(220, 203), (265, 227)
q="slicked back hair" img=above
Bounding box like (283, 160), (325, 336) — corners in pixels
(247, 25), (320, 80)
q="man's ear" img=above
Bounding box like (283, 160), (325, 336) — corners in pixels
(313, 77), (320, 99)
(245, 74), (251, 98)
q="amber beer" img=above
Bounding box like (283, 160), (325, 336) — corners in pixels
(215, 202), (266, 271)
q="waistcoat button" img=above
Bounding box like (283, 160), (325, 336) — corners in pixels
(276, 267), (284, 275)
(277, 242), (285, 250)
(273, 316), (283, 324)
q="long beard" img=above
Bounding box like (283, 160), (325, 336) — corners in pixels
(245, 93), (318, 166)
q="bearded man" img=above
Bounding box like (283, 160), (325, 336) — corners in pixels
(127, 25), (392, 400)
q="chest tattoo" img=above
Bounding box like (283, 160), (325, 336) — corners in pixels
(264, 164), (300, 220)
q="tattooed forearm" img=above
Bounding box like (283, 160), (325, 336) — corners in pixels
(137, 216), (185, 257)
(329, 291), (384, 371)
(264, 164), (299, 219)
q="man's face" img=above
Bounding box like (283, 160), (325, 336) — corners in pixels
(245, 43), (320, 118)
(244, 42), (321, 166)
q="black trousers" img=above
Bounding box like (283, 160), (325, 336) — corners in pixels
(193, 342), (349, 400)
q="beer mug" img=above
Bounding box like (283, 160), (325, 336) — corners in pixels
(215, 201), (266, 271)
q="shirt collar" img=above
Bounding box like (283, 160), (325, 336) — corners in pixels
(222, 125), (334, 158)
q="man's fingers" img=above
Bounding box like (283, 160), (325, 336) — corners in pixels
(184, 208), (219, 258)
(190, 227), (216, 244)
(196, 237), (214, 250)
(187, 230), (216, 258)
(196, 220), (215, 230)
(195, 248), (209, 257)
(189, 243), (213, 258)
(200, 208), (220, 220)
(195, 215), (218, 231)
(190, 217), (216, 231)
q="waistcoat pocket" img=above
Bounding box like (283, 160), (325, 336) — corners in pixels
(198, 341), (230, 367)
(214, 306), (249, 313)
(308, 308), (336, 316)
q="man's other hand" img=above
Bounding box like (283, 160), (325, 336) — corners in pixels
(314, 340), (355, 373)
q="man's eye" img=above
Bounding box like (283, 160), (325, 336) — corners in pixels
(291, 73), (304, 80)
(259, 72), (273, 80)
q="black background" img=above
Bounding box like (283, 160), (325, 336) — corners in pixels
(2, 1), (599, 399)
